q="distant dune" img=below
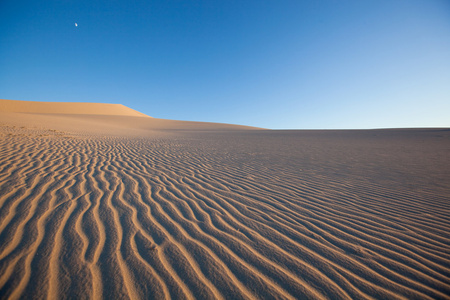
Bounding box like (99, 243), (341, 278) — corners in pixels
(0, 99), (150, 117)
(0, 99), (262, 134)
(0, 99), (449, 299)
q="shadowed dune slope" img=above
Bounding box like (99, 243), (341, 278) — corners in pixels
(0, 101), (449, 299)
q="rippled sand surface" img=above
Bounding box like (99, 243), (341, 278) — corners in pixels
(1, 109), (449, 299)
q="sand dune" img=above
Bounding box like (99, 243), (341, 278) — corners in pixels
(0, 99), (150, 117)
(0, 100), (449, 299)
(0, 99), (260, 136)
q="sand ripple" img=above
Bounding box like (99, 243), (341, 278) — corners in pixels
(1, 127), (449, 299)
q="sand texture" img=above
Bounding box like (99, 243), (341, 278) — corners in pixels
(1, 100), (450, 299)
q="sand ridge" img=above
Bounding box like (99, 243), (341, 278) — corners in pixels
(0, 99), (150, 117)
(0, 100), (449, 299)
(0, 99), (262, 136)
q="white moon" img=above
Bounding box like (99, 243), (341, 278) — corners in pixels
(75, 23), (78, 27)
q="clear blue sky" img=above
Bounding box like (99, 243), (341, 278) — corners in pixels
(1, 0), (449, 129)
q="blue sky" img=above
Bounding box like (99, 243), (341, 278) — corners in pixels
(1, 0), (449, 129)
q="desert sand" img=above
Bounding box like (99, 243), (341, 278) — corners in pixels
(0, 99), (449, 299)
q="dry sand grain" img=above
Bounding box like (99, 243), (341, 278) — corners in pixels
(0, 100), (449, 299)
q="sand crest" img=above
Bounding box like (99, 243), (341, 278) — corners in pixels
(0, 100), (449, 299)
(0, 99), (150, 117)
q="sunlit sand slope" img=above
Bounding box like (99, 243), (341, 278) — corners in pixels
(0, 112), (449, 298)
(0, 99), (150, 117)
(0, 98), (261, 134)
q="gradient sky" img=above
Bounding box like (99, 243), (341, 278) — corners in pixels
(1, 0), (449, 129)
